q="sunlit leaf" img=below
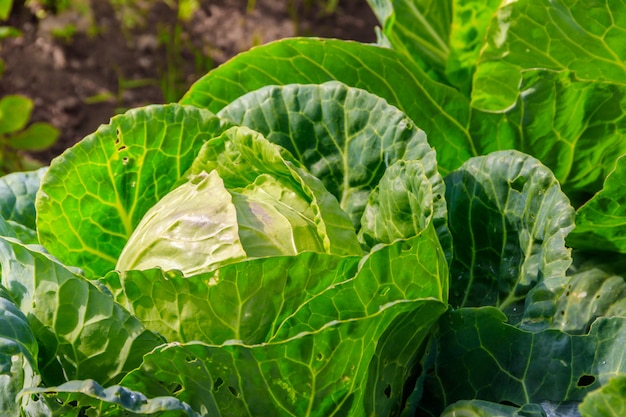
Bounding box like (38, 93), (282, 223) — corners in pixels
(472, 0), (626, 111)
(181, 38), (476, 174)
(36, 104), (229, 277)
(568, 155), (626, 252)
(0, 237), (163, 387)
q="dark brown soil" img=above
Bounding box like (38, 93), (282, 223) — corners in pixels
(0, 0), (378, 164)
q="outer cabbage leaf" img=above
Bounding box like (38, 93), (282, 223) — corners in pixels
(218, 82), (449, 253)
(444, 150), (575, 320)
(269, 228), (448, 338)
(106, 226), (448, 346)
(568, 155), (626, 252)
(0, 236), (163, 387)
(22, 379), (199, 417)
(445, 0), (502, 93)
(472, 0), (626, 112)
(522, 252), (626, 333)
(0, 285), (42, 416)
(472, 70), (626, 205)
(365, 0), (451, 77)
(0, 167), (46, 243)
(103, 252), (360, 345)
(121, 305), (440, 417)
(365, 0), (501, 93)
(549, 264), (626, 334)
(180, 38), (476, 174)
(36, 104), (229, 277)
(579, 375), (626, 417)
(119, 225), (448, 417)
(419, 307), (626, 416)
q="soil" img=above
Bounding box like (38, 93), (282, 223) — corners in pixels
(0, 0), (378, 164)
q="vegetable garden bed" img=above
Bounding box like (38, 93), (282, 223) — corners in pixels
(2, 1), (626, 416)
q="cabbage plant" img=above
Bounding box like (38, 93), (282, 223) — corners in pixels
(2, 1), (626, 416)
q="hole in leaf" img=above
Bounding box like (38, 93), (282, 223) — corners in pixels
(383, 384), (391, 398)
(172, 384), (183, 394)
(510, 176), (527, 192)
(185, 355), (196, 363)
(123, 157), (129, 165)
(78, 406), (91, 417)
(228, 386), (240, 398)
(117, 145), (127, 151)
(560, 310), (565, 316)
(577, 375), (596, 387)
(316, 352), (324, 361)
(213, 377), (224, 391)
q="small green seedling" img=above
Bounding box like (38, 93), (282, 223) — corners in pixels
(0, 95), (59, 174)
